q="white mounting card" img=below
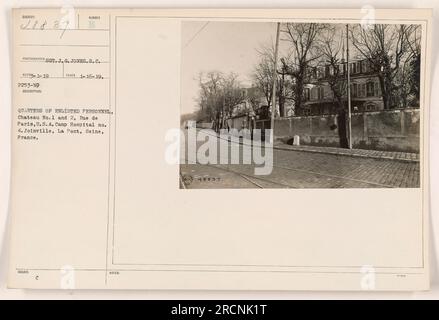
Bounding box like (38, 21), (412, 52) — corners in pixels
(8, 8), (432, 290)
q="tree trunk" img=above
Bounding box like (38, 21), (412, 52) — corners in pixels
(294, 74), (304, 114)
(279, 74), (285, 117)
(337, 109), (349, 148)
(378, 75), (390, 110)
(332, 88), (349, 149)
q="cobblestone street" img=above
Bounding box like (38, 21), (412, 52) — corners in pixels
(180, 133), (420, 189)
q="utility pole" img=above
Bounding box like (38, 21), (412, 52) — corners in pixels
(222, 90), (225, 131)
(270, 22), (280, 144)
(346, 24), (352, 149)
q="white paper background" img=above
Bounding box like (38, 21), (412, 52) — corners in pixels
(0, 0), (438, 299)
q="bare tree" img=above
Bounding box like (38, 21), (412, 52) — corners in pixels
(320, 26), (347, 113)
(195, 71), (243, 130)
(277, 54), (294, 117)
(350, 24), (420, 109)
(281, 23), (327, 114)
(252, 44), (276, 109)
(252, 43), (293, 117)
(246, 87), (262, 111)
(405, 25), (422, 105)
(221, 73), (243, 118)
(195, 71), (223, 123)
(313, 26), (350, 147)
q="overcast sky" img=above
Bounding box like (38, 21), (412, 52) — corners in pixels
(179, 21), (375, 115)
(180, 21), (278, 115)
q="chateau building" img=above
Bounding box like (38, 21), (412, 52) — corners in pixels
(301, 59), (384, 116)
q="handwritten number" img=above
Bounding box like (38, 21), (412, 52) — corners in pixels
(40, 20), (47, 30)
(20, 19), (30, 30)
(59, 20), (69, 39)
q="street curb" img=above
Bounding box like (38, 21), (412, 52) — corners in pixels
(199, 129), (420, 164)
(272, 145), (420, 163)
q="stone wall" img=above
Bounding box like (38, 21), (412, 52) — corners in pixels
(274, 109), (420, 153)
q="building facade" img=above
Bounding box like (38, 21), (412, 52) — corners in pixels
(301, 59), (384, 116)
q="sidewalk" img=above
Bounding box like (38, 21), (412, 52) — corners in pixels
(202, 129), (420, 163)
(273, 141), (420, 163)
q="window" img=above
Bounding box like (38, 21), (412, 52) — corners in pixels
(374, 82), (380, 96)
(304, 88), (310, 101)
(365, 103), (376, 111)
(318, 87), (325, 100)
(351, 83), (358, 97)
(358, 62), (362, 73)
(362, 61), (369, 73)
(350, 62), (361, 74)
(359, 83), (366, 97)
(311, 87), (317, 100)
(366, 81), (375, 97)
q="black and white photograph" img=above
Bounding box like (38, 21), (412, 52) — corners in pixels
(180, 21), (422, 189)
(2, 5), (435, 297)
